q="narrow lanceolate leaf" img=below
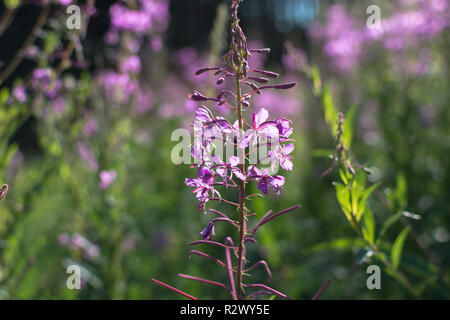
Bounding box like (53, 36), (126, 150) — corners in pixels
(334, 182), (352, 222)
(343, 105), (357, 150)
(362, 207), (375, 244)
(391, 226), (411, 270)
(378, 212), (403, 239)
(321, 84), (338, 134)
(356, 182), (380, 221)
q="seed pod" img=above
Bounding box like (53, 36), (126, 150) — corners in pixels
(250, 48), (271, 54)
(252, 69), (279, 78)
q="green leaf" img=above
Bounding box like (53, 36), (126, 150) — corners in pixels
(4, 0), (20, 9)
(378, 212), (403, 240)
(303, 238), (367, 254)
(0, 87), (9, 104)
(334, 182), (352, 222)
(339, 169), (348, 185)
(343, 105), (357, 149)
(362, 207), (375, 244)
(388, 173), (408, 211)
(356, 182), (380, 221)
(311, 65), (322, 96)
(321, 84), (338, 134)
(391, 226), (411, 270)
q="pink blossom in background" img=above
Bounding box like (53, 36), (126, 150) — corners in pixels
(282, 47), (307, 73)
(253, 90), (302, 116)
(58, 233), (70, 246)
(150, 35), (163, 51)
(12, 86), (27, 103)
(120, 55), (142, 74)
(83, 117), (98, 137)
(77, 142), (98, 171)
(135, 88), (154, 114)
(51, 96), (66, 114)
(104, 30), (119, 44)
(99, 170), (117, 190)
(310, 2), (449, 73)
(98, 71), (138, 103)
(58, 0), (72, 5)
(110, 3), (152, 33)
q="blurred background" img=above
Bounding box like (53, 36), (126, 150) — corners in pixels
(0, 0), (449, 299)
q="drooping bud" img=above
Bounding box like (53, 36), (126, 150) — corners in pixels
(273, 82), (296, 90)
(188, 90), (209, 101)
(195, 67), (220, 75)
(248, 77), (269, 84)
(251, 69), (279, 78)
(200, 222), (215, 240)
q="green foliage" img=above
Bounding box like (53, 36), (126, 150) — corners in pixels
(391, 227), (411, 270)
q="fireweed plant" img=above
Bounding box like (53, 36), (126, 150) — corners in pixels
(288, 46), (450, 298)
(153, 0), (309, 300)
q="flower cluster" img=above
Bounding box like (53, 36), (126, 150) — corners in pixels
(186, 105), (294, 213)
(310, 1), (449, 72)
(154, 0), (300, 301)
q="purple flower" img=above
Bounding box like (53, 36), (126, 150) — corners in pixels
(77, 142), (98, 171)
(32, 68), (52, 91)
(99, 170), (117, 190)
(51, 96), (66, 114)
(120, 55), (142, 74)
(110, 4), (152, 33)
(239, 108), (278, 149)
(276, 118), (293, 139)
(58, 233), (70, 246)
(247, 167), (286, 195)
(83, 117), (98, 137)
(273, 143), (295, 171)
(200, 222), (215, 240)
(197, 165), (214, 185)
(12, 86), (27, 103)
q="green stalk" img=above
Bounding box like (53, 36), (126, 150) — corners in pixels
(235, 49), (247, 300)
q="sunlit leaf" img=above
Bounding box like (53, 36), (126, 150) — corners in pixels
(356, 182), (380, 221)
(343, 105), (357, 149)
(322, 84), (338, 134)
(377, 212), (403, 240)
(334, 182), (352, 222)
(391, 226), (411, 270)
(362, 207), (375, 244)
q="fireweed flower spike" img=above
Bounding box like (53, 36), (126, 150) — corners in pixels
(154, 0), (303, 300)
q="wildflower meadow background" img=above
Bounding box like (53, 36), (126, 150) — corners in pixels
(0, 0), (449, 299)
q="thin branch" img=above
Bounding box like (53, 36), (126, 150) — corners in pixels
(244, 260), (272, 281)
(187, 250), (226, 268)
(312, 277), (333, 300)
(244, 283), (291, 300)
(250, 205), (300, 235)
(225, 247), (238, 300)
(152, 278), (198, 300)
(189, 240), (236, 250)
(178, 273), (231, 295)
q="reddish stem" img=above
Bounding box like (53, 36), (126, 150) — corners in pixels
(152, 278), (198, 300)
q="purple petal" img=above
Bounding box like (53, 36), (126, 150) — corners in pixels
(253, 108), (269, 128)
